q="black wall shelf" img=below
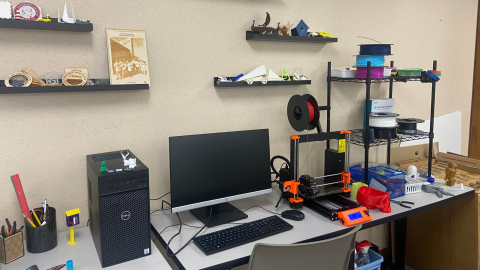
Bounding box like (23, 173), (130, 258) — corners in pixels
(0, 18), (93, 32)
(246, 31), (337, 43)
(214, 77), (311, 87)
(0, 79), (148, 94)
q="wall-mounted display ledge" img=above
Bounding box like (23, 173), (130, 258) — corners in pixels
(246, 31), (337, 43)
(214, 77), (311, 87)
(0, 18), (93, 32)
(0, 79), (148, 94)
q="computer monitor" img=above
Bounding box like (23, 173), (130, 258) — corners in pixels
(169, 129), (272, 227)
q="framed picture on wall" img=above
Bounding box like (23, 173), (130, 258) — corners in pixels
(106, 29), (150, 85)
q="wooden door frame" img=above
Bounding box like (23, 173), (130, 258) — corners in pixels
(469, 0), (480, 158)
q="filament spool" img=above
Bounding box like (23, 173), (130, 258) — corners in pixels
(373, 127), (398, 140)
(287, 94), (319, 132)
(358, 44), (393, 55)
(397, 118), (425, 135)
(369, 112), (399, 128)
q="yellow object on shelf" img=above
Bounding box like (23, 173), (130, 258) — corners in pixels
(352, 182), (368, 199)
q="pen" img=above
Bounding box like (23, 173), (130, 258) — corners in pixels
(24, 214), (36, 228)
(46, 203), (50, 220)
(17, 225), (24, 233)
(32, 209), (41, 226)
(4, 226), (9, 237)
(1, 225), (5, 238)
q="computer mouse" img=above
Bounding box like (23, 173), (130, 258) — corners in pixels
(281, 210), (305, 221)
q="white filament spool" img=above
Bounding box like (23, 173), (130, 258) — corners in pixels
(369, 112), (399, 128)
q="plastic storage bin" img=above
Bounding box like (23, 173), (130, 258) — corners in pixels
(398, 68), (423, 76)
(356, 249), (384, 270)
(350, 165), (405, 199)
(331, 68), (357, 78)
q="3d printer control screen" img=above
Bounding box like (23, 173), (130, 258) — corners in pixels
(348, 212), (363, 221)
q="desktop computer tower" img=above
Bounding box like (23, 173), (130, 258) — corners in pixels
(87, 150), (150, 268)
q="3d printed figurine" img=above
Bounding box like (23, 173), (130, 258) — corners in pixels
(281, 69), (291, 81)
(445, 163), (458, 186)
(58, 3), (75, 23)
(100, 161), (108, 172)
(291, 20), (309, 36)
(279, 21), (291, 36)
(251, 12), (280, 36)
(38, 14), (50, 22)
(121, 151), (137, 169)
(356, 241), (372, 267)
(65, 208), (80, 245)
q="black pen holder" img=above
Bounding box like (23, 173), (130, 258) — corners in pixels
(25, 207), (57, 253)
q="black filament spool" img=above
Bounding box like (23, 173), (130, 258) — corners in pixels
(397, 118), (425, 135)
(373, 126), (398, 140)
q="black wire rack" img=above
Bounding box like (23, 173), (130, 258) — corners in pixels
(330, 76), (425, 83)
(349, 129), (430, 147)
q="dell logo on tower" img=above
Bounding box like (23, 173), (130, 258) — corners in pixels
(121, 211), (131, 221)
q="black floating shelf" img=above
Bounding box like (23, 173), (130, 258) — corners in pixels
(349, 129), (430, 147)
(0, 18), (93, 32)
(214, 77), (311, 87)
(246, 31), (337, 43)
(0, 79), (148, 94)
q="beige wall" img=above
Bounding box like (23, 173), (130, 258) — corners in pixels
(0, 0), (477, 250)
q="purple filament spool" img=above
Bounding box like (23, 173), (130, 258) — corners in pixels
(356, 67), (385, 79)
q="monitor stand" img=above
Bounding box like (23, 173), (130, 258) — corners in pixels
(190, 203), (248, 228)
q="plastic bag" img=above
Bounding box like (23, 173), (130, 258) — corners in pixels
(357, 186), (391, 213)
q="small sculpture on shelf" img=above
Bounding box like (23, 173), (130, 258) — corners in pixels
(251, 12), (279, 36)
(291, 19), (309, 37)
(445, 163), (458, 186)
(281, 69), (291, 81)
(38, 14), (51, 22)
(278, 21), (291, 36)
(58, 3), (75, 23)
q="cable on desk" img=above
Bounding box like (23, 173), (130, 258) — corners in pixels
(166, 205), (213, 257)
(150, 191), (171, 201)
(243, 205), (282, 216)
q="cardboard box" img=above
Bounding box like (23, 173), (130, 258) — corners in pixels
(391, 145), (479, 269)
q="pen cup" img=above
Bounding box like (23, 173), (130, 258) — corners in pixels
(0, 231), (24, 264)
(25, 207), (57, 253)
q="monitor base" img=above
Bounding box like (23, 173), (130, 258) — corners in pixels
(190, 203), (248, 228)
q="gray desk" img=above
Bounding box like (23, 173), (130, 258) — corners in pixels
(2, 227), (171, 270)
(151, 187), (474, 270)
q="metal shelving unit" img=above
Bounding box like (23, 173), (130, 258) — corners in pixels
(326, 60), (438, 183)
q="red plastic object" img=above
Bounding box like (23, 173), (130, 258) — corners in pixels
(307, 102), (314, 122)
(357, 186), (391, 213)
(356, 240), (372, 254)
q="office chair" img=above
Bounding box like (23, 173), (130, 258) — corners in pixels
(247, 225), (362, 270)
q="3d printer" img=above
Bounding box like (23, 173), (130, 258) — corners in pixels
(272, 94), (372, 227)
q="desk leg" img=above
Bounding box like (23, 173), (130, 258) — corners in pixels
(394, 218), (407, 270)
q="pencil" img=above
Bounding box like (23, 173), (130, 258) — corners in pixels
(23, 214), (36, 228)
(31, 209), (41, 226)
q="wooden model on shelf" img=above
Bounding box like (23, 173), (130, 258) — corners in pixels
(251, 12), (279, 36)
(445, 163), (458, 186)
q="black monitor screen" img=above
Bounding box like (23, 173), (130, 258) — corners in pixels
(169, 129), (271, 210)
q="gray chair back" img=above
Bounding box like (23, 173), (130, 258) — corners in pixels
(247, 225), (361, 270)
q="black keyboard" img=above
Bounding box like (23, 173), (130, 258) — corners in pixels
(193, 215), (293, 255)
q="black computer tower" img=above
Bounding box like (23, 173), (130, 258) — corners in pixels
(87, 150), (151, 268)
